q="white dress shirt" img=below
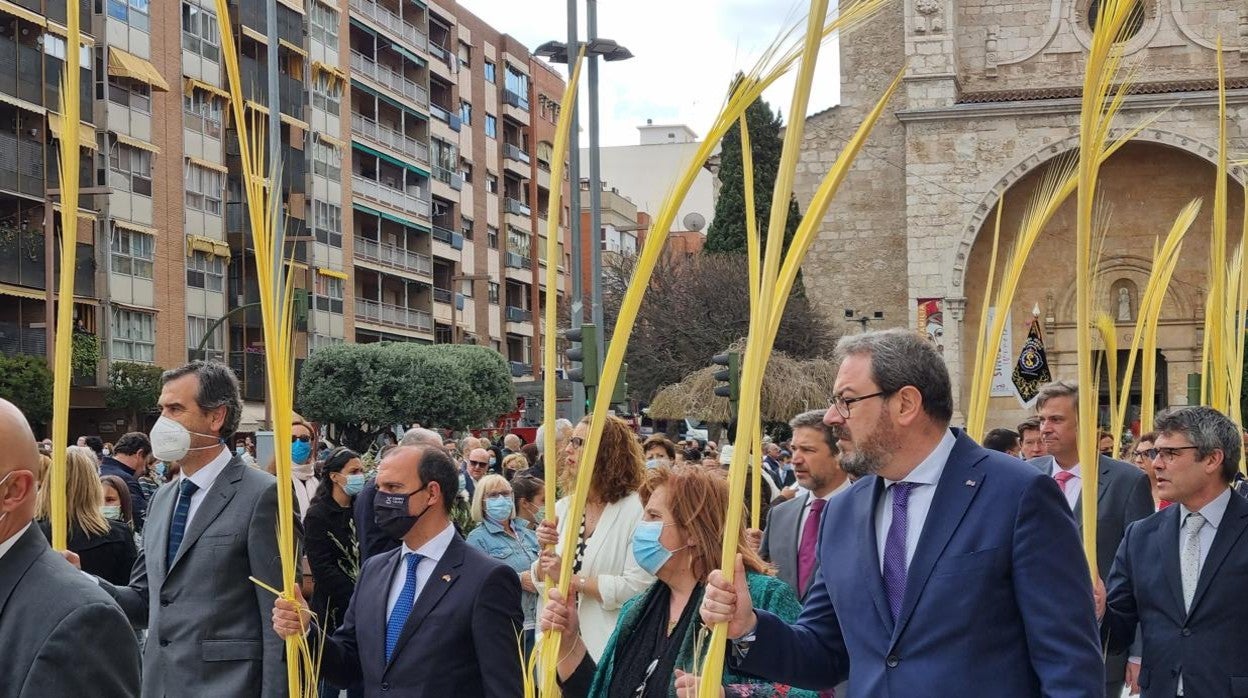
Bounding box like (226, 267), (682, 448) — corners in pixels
(799, 478), (853, 537)
(1175, 487), (1232, 695)
(180, 447), (233, 527)
(1049, 460), (1083, 511)
(386, 522), (456, 619)
(0, 521), (32, 561)
(875, 429), (958, 572)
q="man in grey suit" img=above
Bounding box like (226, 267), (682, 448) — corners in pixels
(1031, 380), (1153, 697)
(89, 361), (287, 697)
(760, 409), (851, 598)
(0, 398), (140, 697)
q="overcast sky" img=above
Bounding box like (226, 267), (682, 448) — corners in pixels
(457, 0), (841, 147)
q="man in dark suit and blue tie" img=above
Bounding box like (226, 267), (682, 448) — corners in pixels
(274, 444), (523, 697)
(701, 329), (1104, 697)
(1097, 406), (1248, 698)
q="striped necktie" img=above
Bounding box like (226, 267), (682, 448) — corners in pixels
(166, 478), (199, 568)
(385, 552), (424, 662)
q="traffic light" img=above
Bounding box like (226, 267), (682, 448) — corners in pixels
(565, 323), (599, 404)
(612, 362), (629, 405)
(712, 351), (741, 418)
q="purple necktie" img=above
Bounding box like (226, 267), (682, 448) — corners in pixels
(797, 497), (827, 596)
(882, 482), (917, 622)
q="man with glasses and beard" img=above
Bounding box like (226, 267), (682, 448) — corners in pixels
(701, 329), (1102, 697)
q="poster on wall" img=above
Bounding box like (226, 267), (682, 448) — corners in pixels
(916, 298), (944, 354)
(986, 308), (1016, 397)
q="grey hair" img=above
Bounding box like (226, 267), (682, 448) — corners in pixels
(788, 409), (839, 455)
(401, 427), (445, 450)
(834, 328), (953, 423)
(536, 418), (574, 453)
(1153, 406), (1242, 483)
(1035, 381), (1078, 411)
(161, 360), (242, 441)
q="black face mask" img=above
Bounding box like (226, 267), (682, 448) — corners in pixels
(374, 484), (431, 541)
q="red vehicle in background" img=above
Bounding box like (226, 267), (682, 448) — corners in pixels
(472, 397), (538, 444)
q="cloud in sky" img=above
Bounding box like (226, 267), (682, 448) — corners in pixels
(457, 0), (841, 147)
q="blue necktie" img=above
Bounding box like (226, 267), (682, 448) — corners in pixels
(166, 479), (199, 568)
(882, 482), (916, 621)
(385, 553), (424, 662)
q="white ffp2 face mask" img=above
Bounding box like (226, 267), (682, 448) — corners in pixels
(148, 416), (221, 463)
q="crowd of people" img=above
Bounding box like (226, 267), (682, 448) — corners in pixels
(4, 328), (1248, 697)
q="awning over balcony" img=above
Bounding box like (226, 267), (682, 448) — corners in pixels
(186, 156), (228, 174)
(107, 48), (170, 92)
(0, 92), (44, 115)
(184, 77), (230, 101)
(317, 267), (348, 280)
(312, 61), (347, 83)
(0, 283), (43, 300)
(46, 114), (98, 151)
(351, 141), (429, 177)
(186, 235), (231, 258)
(0, 0), (45, 27)
(111, 131), (161, 155)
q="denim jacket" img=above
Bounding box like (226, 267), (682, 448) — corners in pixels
(465, 517), (541, 629)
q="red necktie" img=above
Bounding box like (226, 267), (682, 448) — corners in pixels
(1054, 470), (1075, 494)
(798, 497), (827, 596)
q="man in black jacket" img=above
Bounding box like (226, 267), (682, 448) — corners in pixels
(98, 431), (151, 530)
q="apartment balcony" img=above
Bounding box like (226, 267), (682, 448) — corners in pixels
(432, 287), (452, 303)
(350, 51), (430, 108)
(432, 166), (463, 191)
(505, 306), (532, 323)
(351, 112), (430, 164)
(503, 143), (530, 165)
(504, 198), (531, 217)
(348, 0), (429, 52)
(355, 297), (433, 332)
(504, 252), (532, 270)
(509, 361), (533, 377)
(353, 235), (432, 278)
(352, 174), (430, 220)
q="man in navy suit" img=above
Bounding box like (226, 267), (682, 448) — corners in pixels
(275, 445), (523, 697)
(702, 328), (1103, 697)
(1097, 406), (1248, 698)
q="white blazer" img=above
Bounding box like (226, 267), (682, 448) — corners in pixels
(534, 492), (654, 661)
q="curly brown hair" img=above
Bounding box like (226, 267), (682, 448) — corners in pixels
(578, 414), (644, 504)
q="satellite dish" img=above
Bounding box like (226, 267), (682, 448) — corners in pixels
(682, 212), (706, 232)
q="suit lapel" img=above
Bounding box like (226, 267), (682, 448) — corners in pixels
(892, 434), (986, 644)
(146, 483), (175, 582)
(171, 458), (243, 570)
(1156, 506), (1185, 621)
(0, 526), (46, 618)
(1189, 492), (1248, 616)
(373, 548), (404, 676)
(387, 535), (465, 669)
(855, 477), (892, 631)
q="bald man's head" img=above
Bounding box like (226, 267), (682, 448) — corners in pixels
(0, 398), (41, 534)
(400, 427), (444, 450)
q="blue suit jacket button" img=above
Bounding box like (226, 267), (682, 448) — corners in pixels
(1181, 627), (1191, 637)
(381, 682), (390, 691)
(886, 654), (900, 668)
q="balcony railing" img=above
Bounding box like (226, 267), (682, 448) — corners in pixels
(509, 360), (533, 377)
(506, 306), (532, 323)
(350, 112), (430, 163)
(503, 143), (530, 165)
(352, 175), (431, 220)
(502, 89), (529, 110)
(350, 51), (430, 107)
(432, 287), (452, 303)
(348, 0), (429, 51)
(355, 297), (433, 332)
(504, 198), (531, 217)
(432, 225), (454, 244)
(505, 252), (532, 270)
(354, 235), (433, 277)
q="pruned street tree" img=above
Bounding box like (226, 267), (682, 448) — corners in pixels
(105, 361), (165, 431)
(0, 354), (53, 430)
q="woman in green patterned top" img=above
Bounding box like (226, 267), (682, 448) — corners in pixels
(540, 465), (817, 698)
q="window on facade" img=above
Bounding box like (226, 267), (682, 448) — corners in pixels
(458, 41), (471, 68)
(184, 162), (224, 215)
(536, 141), (553, 171)
(184, 89), (224, 138)
(109, 143), (153, 196)
(487, 225), (499, 249)
(42, 35), (91, 68)
(484, 60), (496, 83)
(111, 227), (154, 278)
(504, 65), (529, 109)
(182, 2), (220, 62)
(508, 227), (531, 257)
(308, 333), (343, 353)
(107, 0), (151, 32)
(313, 200), (342, 247)
(314, 274), (344, 313)
(459, 100), (471, 126)
(488, 281), (500, 304)
(309, 1), (339, 46)
(312, 70), (343, 114)
(312, 139), (341, 180)
(486, 173), (498, 194)
(107, 76), (151, 112)
(111, 308), (155, 363)
(186, 250), (226, 291)
(484, 114), (497, 138)
(461, 215), (473, 240)
(186, 315), (224, 362)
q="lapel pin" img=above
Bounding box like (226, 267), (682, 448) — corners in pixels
(442, 574), (452, 582)
(965, 480), (977, 487)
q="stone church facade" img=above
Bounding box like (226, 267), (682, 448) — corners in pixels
(797, 0), (1248, 429)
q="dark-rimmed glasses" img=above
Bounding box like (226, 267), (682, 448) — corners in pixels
(827, 390), (894, 419)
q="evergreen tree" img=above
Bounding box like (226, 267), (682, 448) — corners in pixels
(706, 77), (802, 258)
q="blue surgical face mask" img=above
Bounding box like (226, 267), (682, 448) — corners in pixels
(154, 462), (167, 479)
(236, 446), (246, 457)
(533, 507), (546, 524)
(632, 520), (683, 576)
(342, 473), (365, 497)
(489, 456), (497, 467)
(645, 458), (660, 470)
(485, 496), (513, 522)
(291, 439), (313, 465)
(101, 505), (122, 521)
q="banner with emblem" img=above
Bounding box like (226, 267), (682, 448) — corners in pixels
(1012, 316), (1051, 407)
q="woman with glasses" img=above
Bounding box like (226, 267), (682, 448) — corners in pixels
(1131, 433), (1172, 510)
(534, 414), (655, 661)
(540, 465), (817, 698)
(466, 473), (541, 656)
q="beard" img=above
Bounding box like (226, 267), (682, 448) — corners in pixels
(836, 412), (898, 479)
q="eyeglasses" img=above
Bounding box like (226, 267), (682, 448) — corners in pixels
(827, 390), (894, 419)
(291, 435), (311, 443)
(1140, 446), (1201, 463)
(469, 460), (490, 467)
(570, 436), (585, 448)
